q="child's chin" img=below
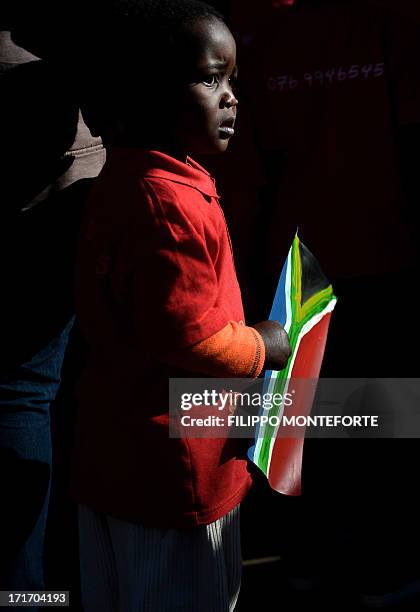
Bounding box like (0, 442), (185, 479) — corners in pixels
(193, 140), (230, 155)
(213, 139), (230, 153)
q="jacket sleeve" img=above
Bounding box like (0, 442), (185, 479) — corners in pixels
(165, 320), (265, 378)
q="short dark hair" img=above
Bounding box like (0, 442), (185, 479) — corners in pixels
(78, 0), (226, 138)
(111, 0), (224, 32)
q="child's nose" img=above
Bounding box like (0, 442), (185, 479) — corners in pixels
(221, 89), (238, 109)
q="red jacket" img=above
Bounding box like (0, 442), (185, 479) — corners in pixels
(71, 148), (253, 527)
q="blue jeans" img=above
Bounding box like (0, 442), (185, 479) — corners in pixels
(0, 317), (74, 592)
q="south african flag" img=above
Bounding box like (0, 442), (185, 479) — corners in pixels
(248, 234), (337, 495)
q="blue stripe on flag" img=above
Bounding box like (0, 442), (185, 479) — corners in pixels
(269, 256), (289, 326)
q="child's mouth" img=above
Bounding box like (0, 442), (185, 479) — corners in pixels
(218, 126), (235, 138)
(218, 118), (235, 138)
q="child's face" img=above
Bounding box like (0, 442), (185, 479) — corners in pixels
(174, 18), (238, 156)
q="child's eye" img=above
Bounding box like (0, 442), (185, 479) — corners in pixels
(201, 74), (219, 87)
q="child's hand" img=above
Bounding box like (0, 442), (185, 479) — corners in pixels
(252, 321), (291, 371)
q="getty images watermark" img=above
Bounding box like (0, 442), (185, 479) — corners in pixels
(169, 378), (420, 438)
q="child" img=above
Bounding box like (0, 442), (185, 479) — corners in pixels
(72, 1), (290, 610)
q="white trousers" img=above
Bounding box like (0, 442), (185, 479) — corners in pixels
(78, 504), (242, 612)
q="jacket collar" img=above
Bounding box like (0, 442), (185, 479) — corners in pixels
(111, 148), (219, 198)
